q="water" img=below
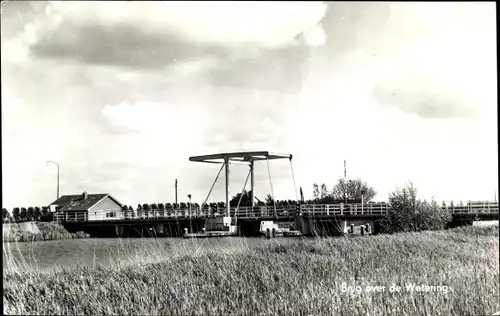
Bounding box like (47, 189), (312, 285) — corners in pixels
(2, 237), (311, 273)
(5, 221), (497, 273)
(473, 220), (499, 226)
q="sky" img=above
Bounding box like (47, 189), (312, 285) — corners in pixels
(1, 1), (497, 209)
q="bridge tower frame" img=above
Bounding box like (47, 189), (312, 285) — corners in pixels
(189, 151), (293, 217)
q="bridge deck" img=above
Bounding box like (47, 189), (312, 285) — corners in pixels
(55, 202), (499, 223)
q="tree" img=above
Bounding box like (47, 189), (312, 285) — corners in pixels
(20, 207), (28, 221)
(165, 203), (172, 209)
(44, 212), (54, 222)
(230, 190), (253, 207)
(312, 183), (320, 200)
(380, 182), (452, 233)
(320, 184), (328, 199)
(142, 203), (150, 210)
(137, 204), (143, 211)
(40, 207), (50, 221)
(265, 193), (275, 206)
(128, 205), (134, 211)
(34, 207), (42, 220)
(122, 205), (128, 211)
(158, 203), (165, 210)
(27, 207), (35, 221)
(330, 179), (377, 202)
(3, 208), (10, 222)
(13, 207), (20, 221)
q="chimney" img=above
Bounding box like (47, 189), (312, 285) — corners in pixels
(82, 191), (88, 200)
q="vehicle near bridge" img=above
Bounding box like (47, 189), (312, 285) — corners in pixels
(259, 221), (301, 238)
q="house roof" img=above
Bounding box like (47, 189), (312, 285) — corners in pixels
(50, 193), (123, 212)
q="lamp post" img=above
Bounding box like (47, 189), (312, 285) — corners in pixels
(187, 194), (192, 233)
(46, 160), (60, 201)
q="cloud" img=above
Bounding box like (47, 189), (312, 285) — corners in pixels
(206, 44), (312, 92)
(204, 117), (288, 153)
(2, 2), (497, 208)
(21, 2), (326, 65)
(369, 2), (496, 119)
(311, 2), (496, 119)
(98, 100), (209, 165)
(100, 101), (172, 134)
(2, 2), (327, 93)
(320, 2), (391, 55)
(196, 88), (297, 152)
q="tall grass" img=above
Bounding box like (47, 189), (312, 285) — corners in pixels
(3, 225), (499, 316)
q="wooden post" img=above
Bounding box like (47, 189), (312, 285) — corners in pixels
(225, 157), (230, 217)
(361, 195), (364, 214)
(250, 159), (255, 207)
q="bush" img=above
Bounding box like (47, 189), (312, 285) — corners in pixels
(381, 182), (452, 233)
(2, 222), (82, 242)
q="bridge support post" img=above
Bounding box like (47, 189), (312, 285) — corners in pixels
(114, 225), (122, 237)
(225, 157), (230, 217)
(250, 159), (255, 207)
(154, 223), (164, 236)
(295, 216), (318, 236)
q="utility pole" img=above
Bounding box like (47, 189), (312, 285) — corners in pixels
(175, 179), (178, 204)
(47, 161), (60, 201)
(344, 159), (347, 179)
(344, 160), (347, 204)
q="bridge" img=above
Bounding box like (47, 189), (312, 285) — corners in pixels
(55, 201), (499, 237)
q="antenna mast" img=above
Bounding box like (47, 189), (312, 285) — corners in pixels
(344, 160), (347, 204)
(344, 160), (347, 179)
(175, 179), (178, 204)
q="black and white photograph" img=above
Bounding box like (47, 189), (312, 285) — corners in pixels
(2, 1), (498, 315)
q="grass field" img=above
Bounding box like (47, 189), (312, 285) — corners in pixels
(3, 225), (499, 316)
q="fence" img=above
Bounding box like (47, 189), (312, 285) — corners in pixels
(300, 203), (389, 216)
(54, 201), (499, 223)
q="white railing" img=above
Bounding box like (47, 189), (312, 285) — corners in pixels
(443, 201), (499, 214)
(53, 201), (499, 222)
(54, 206), (298, 222)
(300, 201), (499, 216)
(300, 203), (390, 216)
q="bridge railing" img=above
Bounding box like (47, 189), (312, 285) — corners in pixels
(53, 201), (498, 223)
(300, 203), (390, 216)
(54, 206), (299, 222)
(444, 201), (499, 214)
(299, 201), (499, 216)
